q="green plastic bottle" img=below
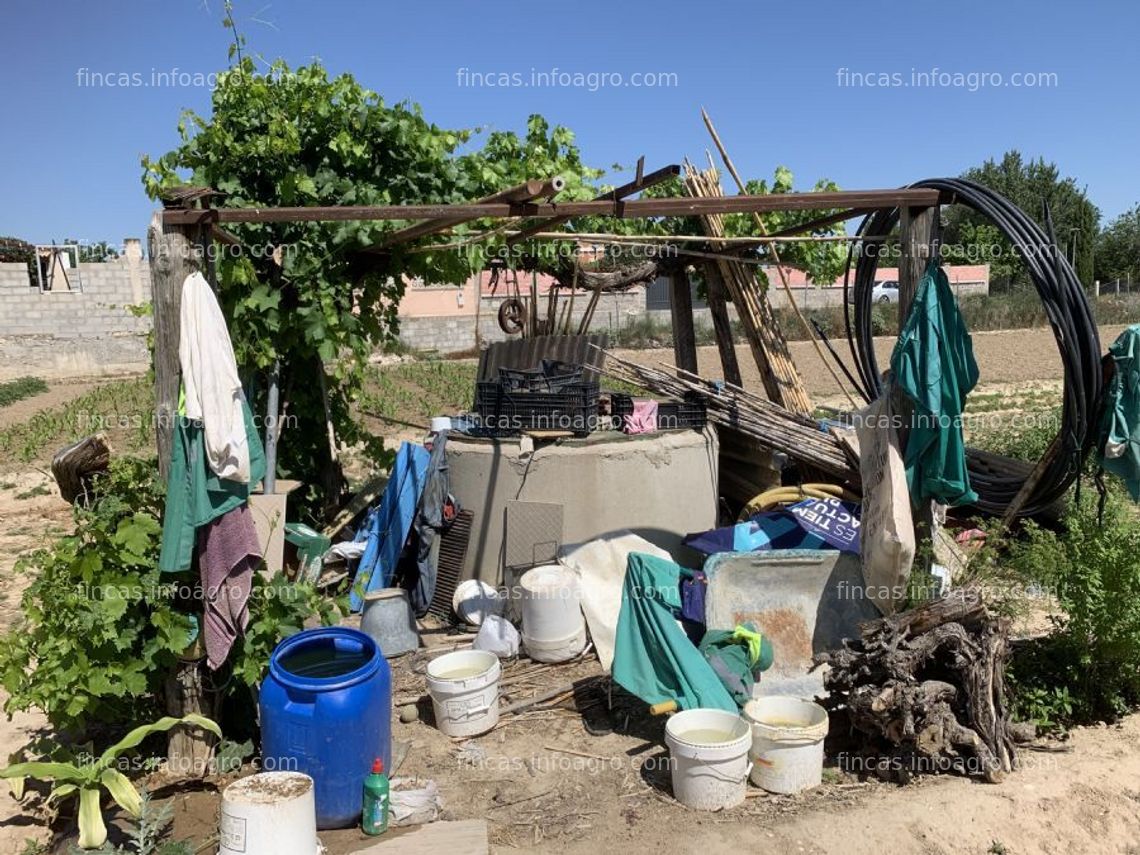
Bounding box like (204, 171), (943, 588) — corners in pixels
(361, 757), (389, 836)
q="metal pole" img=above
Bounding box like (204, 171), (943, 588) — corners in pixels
(263, 360), (280, 494)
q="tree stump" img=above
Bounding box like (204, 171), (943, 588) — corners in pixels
(51, 433), (111, 504)
(815, 588), (1018, 783)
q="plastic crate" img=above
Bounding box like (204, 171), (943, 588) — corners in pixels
(497, 360), (585, 393)
(474, 381), (600, 437)
(610, 393), (707, 431)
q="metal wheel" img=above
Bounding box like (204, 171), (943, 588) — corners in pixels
(498, 297), (526, 334)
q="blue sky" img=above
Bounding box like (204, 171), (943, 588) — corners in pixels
(2, 0), (1137, 246)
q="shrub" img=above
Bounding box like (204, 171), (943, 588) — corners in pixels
(0, 377), (48, 408)
(1005, 488), (1140, 727)
(0, 456), (342, 737)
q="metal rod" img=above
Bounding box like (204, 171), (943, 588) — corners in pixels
(160, 188), (943, 226)
(263, 361), (280, 494)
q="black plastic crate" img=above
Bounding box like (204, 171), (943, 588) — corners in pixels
(474, 381), (600, 437)
(497, 359), (585, 393)
(610, 392), (708, 431)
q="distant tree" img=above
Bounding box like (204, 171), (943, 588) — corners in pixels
(1095, 204), (1140, 288)
(941, 151), (1100, 291)
(74, 240), (120, 262)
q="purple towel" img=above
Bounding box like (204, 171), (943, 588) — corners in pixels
(198, 504), (261, 670)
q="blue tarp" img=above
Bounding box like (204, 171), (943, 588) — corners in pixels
(348, 442), (431, 612)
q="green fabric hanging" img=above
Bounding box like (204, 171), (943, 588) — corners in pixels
(612, 553), (737, 713)
(158, 401), (266, 573)
(890, 261), (979, 507)
(1098, 324), (1140, 500)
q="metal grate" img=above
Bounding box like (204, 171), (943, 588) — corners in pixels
(428, 509), (474, 620)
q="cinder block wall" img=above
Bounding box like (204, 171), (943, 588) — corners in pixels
(396, 291), (646, 353)
(0, 257), (153, 380)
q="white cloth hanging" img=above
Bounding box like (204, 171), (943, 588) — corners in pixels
(179, 271), (251, 483)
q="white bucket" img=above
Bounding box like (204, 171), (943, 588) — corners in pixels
(218, 772), (320, 855)
(523, 624), (588, 663)
(743, 696), (829, 794)
(663, 708), (751, 811)
(519, 565), (586, 662)
(426, 649), (502, 738)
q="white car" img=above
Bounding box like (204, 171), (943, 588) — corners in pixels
(871, 280), (899, 304)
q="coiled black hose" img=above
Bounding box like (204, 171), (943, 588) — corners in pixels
(842, 177), (1102, 516)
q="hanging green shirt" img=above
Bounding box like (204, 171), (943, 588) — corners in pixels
(158, 401), (266, 573)
(1098, 324), (1140, 500)
(890, 262), (979, 507)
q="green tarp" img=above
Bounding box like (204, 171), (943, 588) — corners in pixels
(1098, 324), (1140, 499)
(612, 553), (737, 713)
(890, 261), (979, 507)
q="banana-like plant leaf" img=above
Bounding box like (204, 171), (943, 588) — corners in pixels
(47, 782), (78, 805)
(77, 786), (108, 849)
(98, 714), (222, 766)
(100, 768), (142, 818)
(0, 761), (83, 783)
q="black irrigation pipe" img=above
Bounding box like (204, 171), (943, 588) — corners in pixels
(841, 177), (1102, 517)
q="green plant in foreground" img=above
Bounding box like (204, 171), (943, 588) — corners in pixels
(0, 714), (221, 849)
(1006, 487), (1140, 726)
(71, 792), (192, 855)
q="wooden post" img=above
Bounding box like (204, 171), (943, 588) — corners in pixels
(898, 205), (937, 330)
(147, 211), (198, 481)
(146, 210), (217, 774)
(703, 263), (742, 386)
(668, 266), (698, 374)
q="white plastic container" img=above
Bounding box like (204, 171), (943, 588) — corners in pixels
(218, 772), (319, 855)
(743, 696), (829, 794)
(426, 649), (502, 737)
(663, 708), (751, 811)
(519, 564), (587, 663)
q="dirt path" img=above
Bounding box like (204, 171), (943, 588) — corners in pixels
(611, 324), (1130, 407)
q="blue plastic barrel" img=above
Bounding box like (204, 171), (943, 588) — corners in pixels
(259, 627), (392, 829)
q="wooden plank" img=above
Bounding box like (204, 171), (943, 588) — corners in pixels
(703, 262), (742, 386)
(146, 210), (197, 481)
(668, 267), (698, 374)
(344, 820), (488, 855)
(160, 188), (943, 226)
(322, 472), (389, 538)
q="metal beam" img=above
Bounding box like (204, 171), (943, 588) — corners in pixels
(160, 188), (943, 226)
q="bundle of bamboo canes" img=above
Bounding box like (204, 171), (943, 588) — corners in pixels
(682, 161), (814, 416)
(595, 347), (857, 482)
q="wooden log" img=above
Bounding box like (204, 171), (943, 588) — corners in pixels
(816, 588), (1017, 783)
(163, 656), (218, 777)
(147, 211), (198, 481)
(51, 433), (111, 504)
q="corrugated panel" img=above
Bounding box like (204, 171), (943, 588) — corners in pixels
(477, 334), (610, 382)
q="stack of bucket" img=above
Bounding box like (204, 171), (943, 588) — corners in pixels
(519, 564), (587, 663)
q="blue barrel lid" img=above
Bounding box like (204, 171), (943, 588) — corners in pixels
(268, 626), (384, 693)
